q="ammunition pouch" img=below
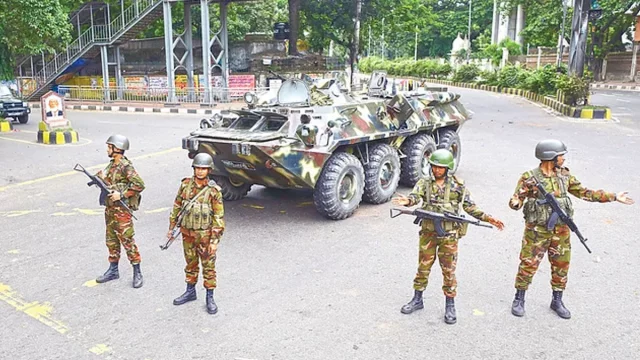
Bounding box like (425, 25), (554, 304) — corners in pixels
(522, 196), (573, 226)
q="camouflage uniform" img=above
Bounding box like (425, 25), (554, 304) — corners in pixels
(96, 157), (145, 264)
(510, 167), (616, 291)
(407, 175), (491, 297)
(170, 177), (225, 289)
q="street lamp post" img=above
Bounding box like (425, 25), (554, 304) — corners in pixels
(557, 0), (569, 66)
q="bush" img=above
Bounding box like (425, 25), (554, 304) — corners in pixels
(522, 64), (562, 95)
(556, 74), (590, 106)
(477, 70), (499, 86)
(497, 65), (529, 89)
(452, 64), (480, 82)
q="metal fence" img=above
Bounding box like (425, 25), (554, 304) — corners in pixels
(58, 85), (270, 105)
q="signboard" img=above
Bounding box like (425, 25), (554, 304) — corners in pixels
(40, 91), (70, 130)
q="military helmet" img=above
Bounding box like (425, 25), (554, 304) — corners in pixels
(535, 139), (567, 160)
(106, 134), (130, 151)
(428, 149), (455, 170)
(192, 153), (214, 169)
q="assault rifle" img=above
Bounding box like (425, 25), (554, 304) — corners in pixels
(390, 208), (492, 237)
(159, 180), (215, 250)
(532, 180), (592, 253)
(73, 164), (137, 220)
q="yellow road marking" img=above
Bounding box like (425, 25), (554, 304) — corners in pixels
(0, 135), (92, 147)
(242, 204), (265, 210)
(73, 208), (103, 216)
(296, 201), (314, 207)
(89, 344), (111, 355)
(83, 280), (98, 288)
(6, 249), (20, 254)
(144, 207), (170, 214)
(0, 282), (69, 334)
(51, 212), (78, 216)
(473, 309), (485, 316)
(0, 210), (42, 217)
(0, 147), (181, 192)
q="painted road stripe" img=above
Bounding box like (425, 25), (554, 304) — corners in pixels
(0, 282), (69, 334)
(0, 147), (182, 192)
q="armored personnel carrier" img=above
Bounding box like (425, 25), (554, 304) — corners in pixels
(181, 76), (469, 220)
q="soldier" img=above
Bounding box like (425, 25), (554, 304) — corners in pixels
(509, 139), (634, 319)
(95, 134), (145, 288)
(168, 153), (225, 314)
(392, 149), (505, 324)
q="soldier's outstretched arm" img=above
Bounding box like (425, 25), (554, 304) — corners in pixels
(463, 188), (504, 230)
(566, 173), (617, 203)
(407, 178), (428, 207)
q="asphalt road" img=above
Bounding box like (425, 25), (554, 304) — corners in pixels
(1, 89), (639, 360)
(591, 89), (639, 129)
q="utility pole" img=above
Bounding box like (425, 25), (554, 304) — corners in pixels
(368, 24), (372, 57)
(568, 0), (591, 77)
(381, 17), (385, 59)
(467, 0), (472, 63)
(414, 26), (418, 61)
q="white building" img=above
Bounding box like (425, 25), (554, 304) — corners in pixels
(490, 1), (525, 45)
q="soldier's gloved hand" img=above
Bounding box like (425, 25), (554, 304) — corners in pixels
(392, 195), (411, 207)
(616, 192), (635, 205)
(108, 191), (122, 201)
(486, 216), (505, 231)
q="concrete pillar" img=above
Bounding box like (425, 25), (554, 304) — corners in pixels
(491, 0), (499, 44)
(537, 46), (542, 69)
(115, 46), (123, 100)
(184, 2), (195, 93)
(163, 0), (176, 103)
(515, 4), (525, 46)
(100, 46), (111, 101)
(200, 0), (212, 104)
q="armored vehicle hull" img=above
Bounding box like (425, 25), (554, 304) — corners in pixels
(182, 78), (469, 220)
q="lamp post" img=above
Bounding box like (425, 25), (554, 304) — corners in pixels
(557, 0), (569, 66)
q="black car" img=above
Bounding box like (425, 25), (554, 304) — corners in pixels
(0, 84), (30, 124)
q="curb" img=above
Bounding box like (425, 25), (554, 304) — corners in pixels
(37, 130), (79, 144)
(423, 79), (611, 120)
(591, 83), (640, 92)
(28, 103), (217, 115)
(0, 120), (13, 132)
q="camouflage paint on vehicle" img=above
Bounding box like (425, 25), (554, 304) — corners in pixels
(182, 81), (469, 191)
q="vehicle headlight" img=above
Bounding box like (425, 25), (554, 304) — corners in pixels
(22, 102), (28, 107)
(244, 92), (256, 105)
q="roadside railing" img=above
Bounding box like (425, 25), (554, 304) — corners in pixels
(58, 85), (270, 105)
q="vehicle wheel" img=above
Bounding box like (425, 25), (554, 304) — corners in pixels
(17, 114), (29, 124)
(313, 152), (365, 220)
(363, 143), (400, 204)
(399, 133), (437, 187)
(437, 129), (461, 174)
(211, 175), (252, 201)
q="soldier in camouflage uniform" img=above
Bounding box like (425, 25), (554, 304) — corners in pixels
(95, 134), (145, 288)
(169, 153), (225, 314)
(509, 139), (634, 319)
(393, 149), (504, 324)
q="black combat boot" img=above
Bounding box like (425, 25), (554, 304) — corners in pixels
(511, 289), (526, 317)
(173, 283), (197, 305)
(96, 262), (119, 283)
(132, 264), (143, 289)
(444, 297), (457, 324)
(206, 289), (218, 314)
(550, 290), (571, 319)
(400, 290), (424, 314)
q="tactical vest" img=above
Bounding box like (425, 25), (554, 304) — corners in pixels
(180, 180), (215, 231)
(421, 177), (469, 236)
(522, 168), (574, 226)
(106, 160), (141, 210)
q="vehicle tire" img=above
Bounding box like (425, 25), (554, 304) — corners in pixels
(313, 152), (365, 220)
(17, 114), (29, 124)
(437, 129), (461, 174)
(399, 133), (437, 187)
(211, 175), (252, 201)
(363, 143), (400, 204)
